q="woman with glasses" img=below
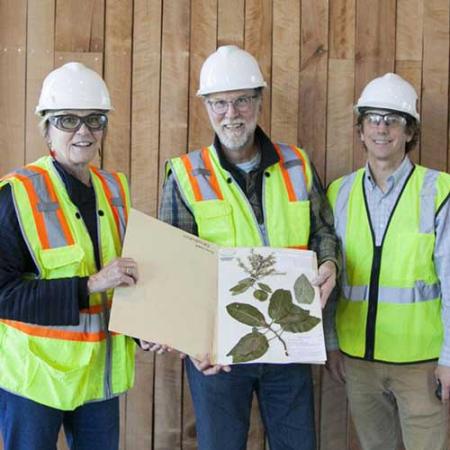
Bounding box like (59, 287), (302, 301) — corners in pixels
(0, 62), (137, 450)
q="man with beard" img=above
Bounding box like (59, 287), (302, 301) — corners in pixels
(159, 45), (340, 450)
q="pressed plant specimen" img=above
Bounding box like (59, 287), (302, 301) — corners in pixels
(226, 252), (321, 363)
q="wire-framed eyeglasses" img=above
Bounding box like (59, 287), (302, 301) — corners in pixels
(207, 95), (258, 115)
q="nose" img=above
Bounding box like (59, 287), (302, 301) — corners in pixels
(77, 123), (93, 135)
(224, 101), (239, 118)
(375, 120), (389, 132)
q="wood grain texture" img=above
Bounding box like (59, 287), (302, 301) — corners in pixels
(131, 0), (162, 216)
(245, 0), (272, 135)
(421, 0), (449, 171)
(298, 0), (329, 179)
(103, 0), (133, 176)
(271, 0), (300, 144)
(188, 0), (217, 151)
(2, 2), (450, 449)
(218, 0), (245, 47)
(25, 0), (55, 164)
(0, 0), (27, 175)
(55, 0), (104, 52)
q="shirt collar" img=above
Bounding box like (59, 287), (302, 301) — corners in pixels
(365, 156), (413, 191)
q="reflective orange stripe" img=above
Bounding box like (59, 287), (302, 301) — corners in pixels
(12, 173), (50, 249)
(288, 245), (308, 250)
(80, 302), (112, 314)
(27, 165), (75, 246)
(201, 147), (223, 200)
(290, 145), (309, 189)
(181, 154), (203, 201)
(273, 144), (297, 201)
(1, 320), (107, 342)
(112, 172), (128, 224)
(90, 167), (121, 236)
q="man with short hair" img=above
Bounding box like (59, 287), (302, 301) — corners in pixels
(326, 73), (450, 450)
(159, 45), (340, 450)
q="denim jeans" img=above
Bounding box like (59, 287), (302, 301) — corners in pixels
(0, 388), (119, 450)
(185, 358), (316, 450)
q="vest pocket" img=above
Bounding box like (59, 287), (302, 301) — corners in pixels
(25, 338), (95, 407)
(39, 244), (85, 278)
(192, 200), (236, 247)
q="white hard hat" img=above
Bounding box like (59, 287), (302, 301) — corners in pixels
(35, 62), (112, 114)
(355, 73), (420, 121)
(197, 45), (267, 96)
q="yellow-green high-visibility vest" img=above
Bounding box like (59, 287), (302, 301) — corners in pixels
(0, 156), (135, 410)
(168, 143), (313, 248)
(328, 164), (450, 363)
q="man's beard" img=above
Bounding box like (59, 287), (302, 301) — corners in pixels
(214, 116), (257, 151)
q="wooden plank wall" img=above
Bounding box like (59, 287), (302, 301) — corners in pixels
(1, 1), (449, 449)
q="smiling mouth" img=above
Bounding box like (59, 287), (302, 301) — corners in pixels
(72, 142), (94, 148)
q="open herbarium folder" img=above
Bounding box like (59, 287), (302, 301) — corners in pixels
(109, 209), (326, 365)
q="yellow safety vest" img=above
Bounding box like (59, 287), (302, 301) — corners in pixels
(328, 165), (450, 363)
(0, 156), (135, 410)
(168, 143), (313, 248)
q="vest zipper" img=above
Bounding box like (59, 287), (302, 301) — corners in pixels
(362, 166), (415, 360)
(95, 194), (113, 399)
(229, 172), (266, 245)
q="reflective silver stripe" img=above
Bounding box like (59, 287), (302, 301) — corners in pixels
(96, 169), (127, 241)
(14, 311), (105, 334)
(15, 168), (68, 248)
(185, 150), (220, 201)
(334, 172), (358, 286)
(342, 281), (441, 303)
(277, 143), (308, 200)
(420, 169), (439, 233)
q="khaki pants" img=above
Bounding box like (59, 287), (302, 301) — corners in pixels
(344, 357), (448, 450)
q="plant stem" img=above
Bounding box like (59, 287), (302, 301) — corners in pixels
(267, 324), (289, 356)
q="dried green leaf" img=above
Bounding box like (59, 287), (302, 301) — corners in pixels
(226, 330), (269, 363)
(294, 274), (315, 304)
(253, 290), (269, 301)
(229, 278), (255, 295)
(257, 282), (272, 293)
(268, 289), (293, 321)
(277, 304), (321, 333)
(226, 303), (268, 327)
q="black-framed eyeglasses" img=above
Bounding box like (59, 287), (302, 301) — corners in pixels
(48, 113), (108, 132)
(207, 95), (258, 115)
(363, 112), (407, 128)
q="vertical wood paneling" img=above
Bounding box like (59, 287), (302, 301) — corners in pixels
(326, 0), (355, 184)
(154, 2), (191, 449)
(298, 0), (329, 179)
(0, 0), (27, 175)
(421, 0), (449, 171)
(188, 0), (217, 151)
(103, 0), (133, 176)
(130, 0), (162, 215)
(217, 0), (245, 47)
(25, 0), (55, 164)
(271, 0), (300, 143)
(395, 0), (423, 164)
(55, 0), (104, 52)
(2, 2), (450, 450)
(245, 0), (272, 134)
(353, 0), (396, 169)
